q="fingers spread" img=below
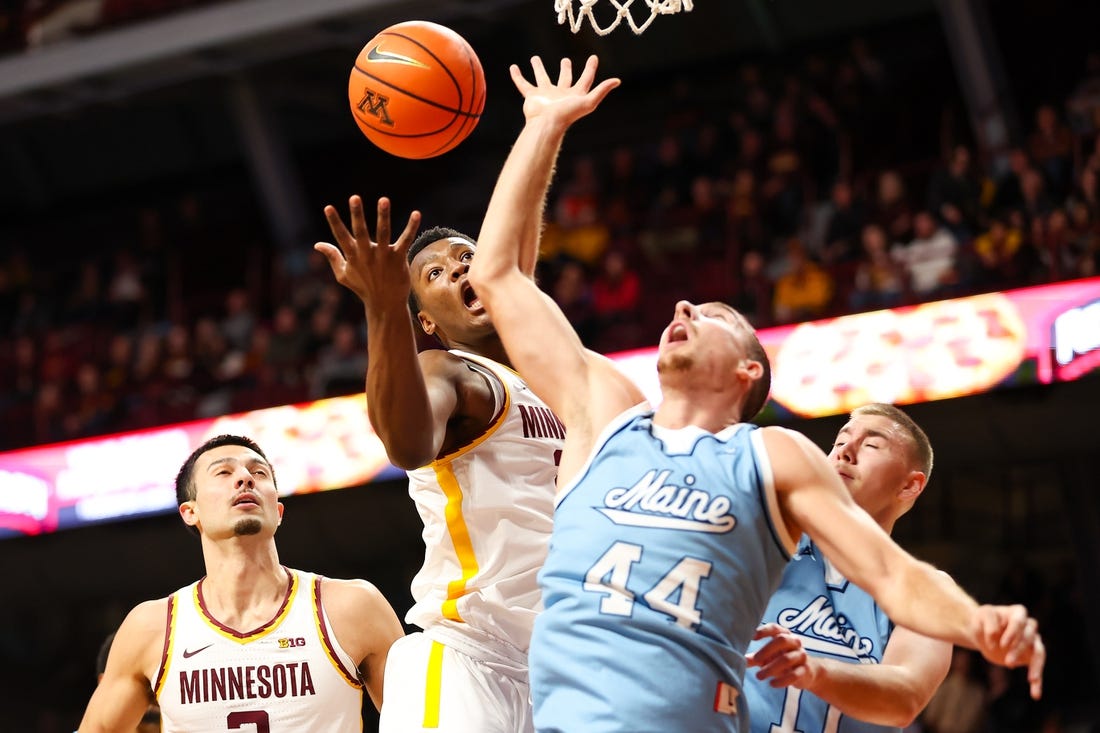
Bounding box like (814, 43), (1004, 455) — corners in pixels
(557, 57), (573, 88)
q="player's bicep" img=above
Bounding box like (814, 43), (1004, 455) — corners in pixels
(767, 428), (903, 594)
(79, 603), (162, 732)
(482, 272), (594, 420)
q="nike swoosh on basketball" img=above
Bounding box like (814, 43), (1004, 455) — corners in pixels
(366, 44), (428, 68)
(182, 643), (213, 659)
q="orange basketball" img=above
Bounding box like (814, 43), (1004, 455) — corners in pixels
(348, 21), (486, 159)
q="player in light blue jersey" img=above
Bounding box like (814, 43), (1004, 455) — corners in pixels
(466, 54), (1045, 733)
(744, 404), (951, 733)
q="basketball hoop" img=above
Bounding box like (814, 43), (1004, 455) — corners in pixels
(555, 0), (693, 35)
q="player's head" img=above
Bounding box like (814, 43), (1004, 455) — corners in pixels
(829, 403), (933, 530)
(406, 226), (493, 346)
(175, 434), (282, 539)
(657, 301), (771, 422)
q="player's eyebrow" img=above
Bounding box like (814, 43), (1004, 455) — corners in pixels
(206, 456), (271, 473)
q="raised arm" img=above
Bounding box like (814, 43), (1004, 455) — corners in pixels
(317, 197), (454, 469)
(763, 427), (1045, 697)
(748, 622), (951, 726)
(78, 601), (164, 733)
(468, 56), (627, 433)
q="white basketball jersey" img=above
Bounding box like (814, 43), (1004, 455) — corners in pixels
(405, 350), (562, 656)
(155, 569), (364, 733)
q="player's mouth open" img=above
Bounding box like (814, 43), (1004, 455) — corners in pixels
(669, 323), (689, 343)
(233, 493), (259, 507)
(463, 283), (482, 310)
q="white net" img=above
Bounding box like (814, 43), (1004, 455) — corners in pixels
(555, 0), (694, 35)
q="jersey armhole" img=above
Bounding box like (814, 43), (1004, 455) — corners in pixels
(750, 428), (796, 560)
(153, 594), (176, 700)
(312, 577), (365, 689)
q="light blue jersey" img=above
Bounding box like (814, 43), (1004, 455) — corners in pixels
(530, 407), (792, 733)
(744, 537), (897, 733)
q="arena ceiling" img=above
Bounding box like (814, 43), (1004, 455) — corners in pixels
(0, 0), (937, 217)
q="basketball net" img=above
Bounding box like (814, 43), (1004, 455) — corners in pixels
(555, 0), (693, 35)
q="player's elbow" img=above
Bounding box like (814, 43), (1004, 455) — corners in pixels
(467, 256), (513, 301)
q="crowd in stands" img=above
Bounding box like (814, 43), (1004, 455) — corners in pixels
(3, 36), (1100, 454)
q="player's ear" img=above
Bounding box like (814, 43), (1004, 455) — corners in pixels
(739, 358), (763, 381)
(276, 502), (285, 525)
(179, 501), (199, 528)
(418, 311), (436, 336)
(900, 470), (927, 501)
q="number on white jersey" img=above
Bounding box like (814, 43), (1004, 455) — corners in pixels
(583, 541), (713, 630)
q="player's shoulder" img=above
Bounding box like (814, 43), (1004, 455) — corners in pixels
(316, 576), (390, 615)
(112, 596), (172, 663)
(419, 348), (495, 385)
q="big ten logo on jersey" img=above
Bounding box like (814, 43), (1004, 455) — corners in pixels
(277, 637), (307, 649)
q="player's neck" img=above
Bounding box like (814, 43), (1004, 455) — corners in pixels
(447, 333), (511, 367)
(653, 392), (742, 434)
(200, 539), (286, 619)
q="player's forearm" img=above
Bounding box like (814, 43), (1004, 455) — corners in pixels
(802, 658), (927, 727)
(364, 307), (436, 468)
(474, 116), (568, 285)
(870, 559), (979, 650)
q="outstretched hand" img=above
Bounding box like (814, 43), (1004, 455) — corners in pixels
(973, 604), (1045, 699)
(315, 195), (422, 309)
(510, 55), (620, 128)
(746, 623), (818, 690)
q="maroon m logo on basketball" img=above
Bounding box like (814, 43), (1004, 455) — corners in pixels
(357, 89), (394, 126)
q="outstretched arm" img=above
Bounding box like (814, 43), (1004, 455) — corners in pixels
(764, 427), (1045, 698)
(748, 622), (951, 726)
(468, 55), (628, 434)
(317, 197), (453, 469)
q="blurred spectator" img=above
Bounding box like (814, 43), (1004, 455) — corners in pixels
(892, 211), (960, 298)
(727, 168), (764, 251)
(920, 648), (987, 733)
(928, 145), (982, 238)
(551, 260), (597, 346)
(265, 304), (309, 387)
(729, 250), (772, 327)
(1020, 167), (1056, 224)
(220, 287), (255, 353)
(106, 249), (148, 330)
(1066, 51), (1100, 136)
(543, 154), (609, 266)
(310, 321), (367, 399)
(591, 250), (642, 352)
(773, 238), (834, 324)
(762, 104), (807, 238)
(870, 169), (915, 243)
(990, 148), (1033, 216)
(821, 179), (866, 264)
(972, 216), (1028, 288)
(1028, 104), (1075, 199)
(986, 665), (1045, 733)
(850, 223), (904, 312)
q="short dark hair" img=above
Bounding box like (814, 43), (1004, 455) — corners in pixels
(406, 226), (477, 318)
(741, 329), (772, 422)
(174, 434), (275, 506)
(850, 403), (933, 478)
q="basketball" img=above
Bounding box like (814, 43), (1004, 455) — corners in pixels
(348, 20), (486, 159)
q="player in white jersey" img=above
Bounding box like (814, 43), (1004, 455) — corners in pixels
(78, 434), (404, 733)
(316, 169), (572, 728)
(466, 54), (1045, 732)
(744, 404), (953, 733)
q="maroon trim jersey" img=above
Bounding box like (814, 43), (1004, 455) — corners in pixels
(155, 568), (364, 732)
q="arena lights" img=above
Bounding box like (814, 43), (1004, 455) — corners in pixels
(1, 277), (1098, 538)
